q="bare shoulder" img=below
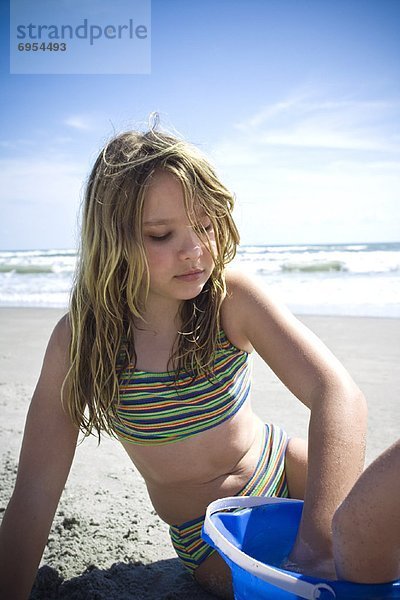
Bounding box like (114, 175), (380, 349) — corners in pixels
(221, 268), (287, 352)
(224, 267), (287, 310)
(49, 312), (71, 350)
(222, 268), (295, 346)
(39, 313), (72, 384)
(226, 267), (300, 308)
(223, 267), (263, 310)
(220, 269), (252, 352)
(225, 266), (257, 289)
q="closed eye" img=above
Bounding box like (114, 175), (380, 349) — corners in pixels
(148, 232), (172, 241)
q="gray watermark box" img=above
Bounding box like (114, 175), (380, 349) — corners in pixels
(10, 0), (151, 75)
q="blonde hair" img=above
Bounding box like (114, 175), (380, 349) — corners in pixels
(63, 123), (240, 440)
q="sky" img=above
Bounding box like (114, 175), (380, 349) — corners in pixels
(1, 0), (399, 250)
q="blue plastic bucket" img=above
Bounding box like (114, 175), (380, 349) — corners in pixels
(202, 496), (400, 599)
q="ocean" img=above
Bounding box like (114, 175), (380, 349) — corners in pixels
(0, 242), (399, 317)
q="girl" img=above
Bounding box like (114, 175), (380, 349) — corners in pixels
(0, 124), (367, 599)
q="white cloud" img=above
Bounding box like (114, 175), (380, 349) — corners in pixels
(232, 94), (400, 153)
(257, 127), (392, 152)
(210, 92), (400, 244)
(64, 115), (94, 131)
(64, 112), (115, 135)
(234, 96), (306, 129)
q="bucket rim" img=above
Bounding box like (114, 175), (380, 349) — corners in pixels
(203, 496), (336, 600)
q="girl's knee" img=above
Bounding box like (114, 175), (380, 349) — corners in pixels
(194, 552), (234, 599)
(285, 437), (308, 499)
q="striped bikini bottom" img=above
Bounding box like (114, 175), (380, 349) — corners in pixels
(169, 422), (289, 574)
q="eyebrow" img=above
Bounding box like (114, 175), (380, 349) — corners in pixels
(143, 212), (209, 227)
(143, 218), (175, 226)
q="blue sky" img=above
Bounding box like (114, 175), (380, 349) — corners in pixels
(1, 0), (399, 250)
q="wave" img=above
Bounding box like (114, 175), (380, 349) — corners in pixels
(236, 244), (400, 275)
(0, 264), (57, 274)
(0, 248), (76, 257)
(280, 260), (347, 273)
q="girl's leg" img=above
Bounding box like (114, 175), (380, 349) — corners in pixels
(194, 552), (233, 599)
(332, 440), (400, 583)
(284, 437), (308, 499)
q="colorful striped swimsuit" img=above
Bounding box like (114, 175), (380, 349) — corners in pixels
(113, 331), (289, 574)
(113, 330), (251, 445)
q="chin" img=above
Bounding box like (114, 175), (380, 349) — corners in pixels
(177, 285), (207, 301)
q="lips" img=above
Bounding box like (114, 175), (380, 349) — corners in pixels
(175, 269), (204, 281)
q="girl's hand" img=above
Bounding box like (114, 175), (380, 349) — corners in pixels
(286, 537), (337, 580)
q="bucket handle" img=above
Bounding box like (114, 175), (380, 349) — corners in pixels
(204, 497), (336, 600)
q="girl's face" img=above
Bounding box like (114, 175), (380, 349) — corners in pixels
(142, 170), (216, 305)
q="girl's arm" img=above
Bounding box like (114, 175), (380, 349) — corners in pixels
(0, 316), (79, 600)
(223, 271), (367, 574)
(332, 440), (400, 583)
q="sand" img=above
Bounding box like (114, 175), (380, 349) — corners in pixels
(0, 308), (399, 599)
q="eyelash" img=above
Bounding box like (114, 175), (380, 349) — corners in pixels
(149, 233), (171, 242)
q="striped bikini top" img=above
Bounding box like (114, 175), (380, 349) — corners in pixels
(112, 330), (251, 445)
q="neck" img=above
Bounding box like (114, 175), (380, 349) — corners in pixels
(132, 297), (184, 372)
(135, 296), (183, 336)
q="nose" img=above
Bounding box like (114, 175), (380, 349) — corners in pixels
(179, 228), (203, 260)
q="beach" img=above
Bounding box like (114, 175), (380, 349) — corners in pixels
(0, 308), (399, 599)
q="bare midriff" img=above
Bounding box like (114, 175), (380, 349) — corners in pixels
(119, 401), (265, 525)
